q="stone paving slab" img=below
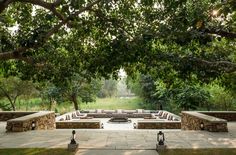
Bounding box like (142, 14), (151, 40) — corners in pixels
(77, 149), (158, 155)
(0, 122), (236, 150)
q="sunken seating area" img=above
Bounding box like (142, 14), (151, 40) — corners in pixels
(55, 111), (100, 129)
(56, 109), (181, 121)
(56, 109), (181, 129)
(83, 109), (180, 120)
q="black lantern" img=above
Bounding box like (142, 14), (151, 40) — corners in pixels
(101, 123), (104, 129)
(70, 130), (77, 144)
(32, 122), (36, 130)
(133, 123), (137, 129)
(200, 122), (204, 130)
(157, 131), (165, 145)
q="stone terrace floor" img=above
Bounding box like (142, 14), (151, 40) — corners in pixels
(0, 122), (236, 154)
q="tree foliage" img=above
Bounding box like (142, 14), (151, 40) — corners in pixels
(0, 0), (235, 83)
(0, 0), (236, 112)
(175, 85), (210, 110)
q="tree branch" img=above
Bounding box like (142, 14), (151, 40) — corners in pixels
(71, 0), (102, 17)
(0, 0), (13, 14)
(14, 0), (66, 21)
(151, 52), (236, 73)
(0, 0), (102, 65)
(52, 0), (62, 7)
(192, 58), (236, 73)
(205, 28), (236, 39)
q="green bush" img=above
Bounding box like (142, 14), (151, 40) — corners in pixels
(175, 85), (210, 110)
(204, 83), (236, 111)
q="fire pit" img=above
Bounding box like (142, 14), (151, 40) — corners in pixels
(108, 117), (131, 123)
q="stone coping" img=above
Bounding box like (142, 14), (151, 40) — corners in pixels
(59, 119), (101, 122)
(199, 111), (236, 114)
(137, 120), (180, 123)
(182, 111), (227, 123)
(0, 111), (37, 121)
(7, 111), (54, 122)
(0, 111), (37, 114)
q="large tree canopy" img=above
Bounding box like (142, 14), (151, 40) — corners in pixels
(0, 0), (235, 83)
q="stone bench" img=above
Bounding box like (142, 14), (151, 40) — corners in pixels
(137, 120), (181, 129)
(6, 111), (55, 132)
(86, 113), (153, 118)
(181, 111), (228, 132)
(56, 119), (101, 129)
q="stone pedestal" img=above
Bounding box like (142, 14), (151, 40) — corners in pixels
(156, 144), (167, 151)
(68, 143), (79, 152)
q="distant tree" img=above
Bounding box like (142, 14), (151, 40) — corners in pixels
(139, 75), (159, 105)
(0, 76), (37, 111)
(79, 79), (101, 104)
(41, 84), (63, 110)
(98, 79), (117, 98)
(60, 74), (101, 110)
(126, 72), (142, 96)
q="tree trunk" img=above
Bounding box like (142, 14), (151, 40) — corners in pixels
(8, 98), (16, 111)
(0, 87), (16, 111)
(11, 102), (16, 111)
(71, 93), (79, 110)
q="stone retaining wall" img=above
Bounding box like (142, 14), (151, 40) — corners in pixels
(0, 111), (36, 121)
(181, 111), (228, 132)
(56, 120), (101, 129)
(6, 111), (55, 132)
(137, 121), (181, 129)
(201, 111), (236, 121)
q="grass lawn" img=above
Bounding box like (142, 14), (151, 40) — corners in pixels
(0, 148), (75, 155)
(159, 148), (236, 155)
(1, 148), (236, 155)
(80, 97), (144, 110)
(1, 97), (150, 114)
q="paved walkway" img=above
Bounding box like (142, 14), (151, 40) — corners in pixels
(0, 122), (236, 154)
(79, 150), (158, 155)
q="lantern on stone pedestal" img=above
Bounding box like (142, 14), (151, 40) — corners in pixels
(157, 131), (165, 145)
(156, 131), (167, 151)
(68, 130), (79, 152)
(70, 130), (77, 144)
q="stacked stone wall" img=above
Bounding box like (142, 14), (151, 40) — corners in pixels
(56, 120), (100, 129)
(6, 111), (55, 132)
(181, 112), (228, 132)
(137, 121), (181, 129)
